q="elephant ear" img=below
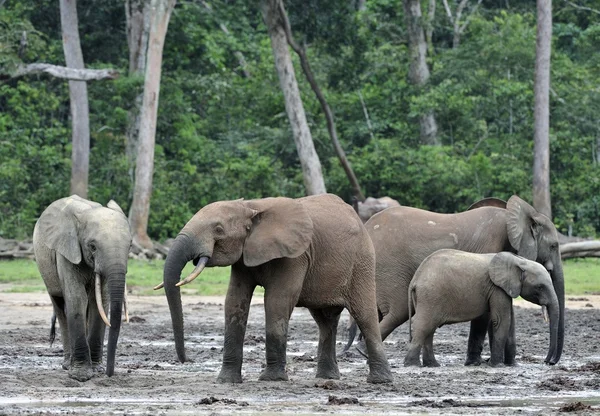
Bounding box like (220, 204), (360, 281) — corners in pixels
(467, 197), (507, 211)
(506, 195), (539, 261)
(107, 199), (125, 216)
(37, 196), (97, 264)
(242, 198), (314, 267)
(490, 252), (524, 298)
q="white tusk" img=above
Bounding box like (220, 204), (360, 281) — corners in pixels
(123, 283), (129, 323)
(175, 257), (209, 287)
(541, 305), (549, 323)
(95, 273), (111, 327)
(153, 282), (164, 290)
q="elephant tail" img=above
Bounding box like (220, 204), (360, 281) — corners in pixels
(49, 313), (56, 346)
(342, 316), (358, 353)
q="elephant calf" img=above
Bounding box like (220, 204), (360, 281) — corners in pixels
(404, 249), (559, 367)
(33, 195), (132, 381)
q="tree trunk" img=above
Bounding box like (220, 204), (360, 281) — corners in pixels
(261, 0), (326, 195)
(403, 0), (439, 146)
(59, 0), (90, 198)
(277, 1), (363, 201)
(129, 0), (176, 249)
(532, 0), (552, 218)
(125, 0), (151, 192)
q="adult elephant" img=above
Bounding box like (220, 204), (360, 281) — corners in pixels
(354, 195), (564, 365)
(33, 195), (132, 381)
(157, 194), (392, 384)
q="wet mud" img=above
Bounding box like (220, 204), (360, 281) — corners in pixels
(0, 293), (599, 415)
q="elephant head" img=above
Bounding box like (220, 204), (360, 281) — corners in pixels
(505, 195), (564, 364)
(490, 252), (560, 364)
(37, 195), (131, 376)
(161, 197), (314, 362)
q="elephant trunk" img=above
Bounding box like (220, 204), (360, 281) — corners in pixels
(163, 234), (197, 363)
(105, 268), (126, 377)
(547, 259), (565, 364)
(545, 297), (560, 366)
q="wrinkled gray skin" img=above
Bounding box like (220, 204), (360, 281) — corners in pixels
(352, 195), (564, 365)
(405, 250), (559, 367)
(162, 194), (393, 384)
(33, 195), (131, 381)
(355, 196), (401, 223)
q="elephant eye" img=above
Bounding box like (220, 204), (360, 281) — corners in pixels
(215, 224), (225, 235)
(89, 242), (97, 252)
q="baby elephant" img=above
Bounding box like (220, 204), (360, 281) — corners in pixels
(404, 249), (559, 367)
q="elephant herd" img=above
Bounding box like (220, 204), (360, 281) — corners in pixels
(32, 193), (564, 383)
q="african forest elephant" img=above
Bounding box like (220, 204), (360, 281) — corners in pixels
(158, 194), (393, 384)
(33, 195), (132, 381)
(352, 195), (564, 365)
(405, 250), (559, 367)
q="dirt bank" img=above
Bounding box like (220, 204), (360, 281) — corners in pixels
(0, 293), (599, 415)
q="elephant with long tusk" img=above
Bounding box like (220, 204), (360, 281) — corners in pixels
(33, 195), (132, 381)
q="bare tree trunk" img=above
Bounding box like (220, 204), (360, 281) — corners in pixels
(60, 0), (90, 198)
(278, 1), (363, 201)
(403, 0), (439, 146)
(129, 0), (176, 249)
(442, 0), (483, 49)
(125, 0), (151, 192)
(425, 0), (436, 57)
(261, 0), (326, 195)
(532, 0), (552, 218)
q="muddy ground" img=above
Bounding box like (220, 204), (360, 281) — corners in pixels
(0, 293), (599, 415)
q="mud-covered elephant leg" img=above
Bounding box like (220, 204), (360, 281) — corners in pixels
(49, 295), (71, 370)
(60, 257), (93, 381)
(86, 284), (108, 372)
(422, 333), (439, 367)
(465, 312), (489, 366)
(217, 266), (256, 384)
(310, 306), (343, 379)
(259, 270), (303, 382)
(488, 296), (513, 367)
(347, 279), (393, 383)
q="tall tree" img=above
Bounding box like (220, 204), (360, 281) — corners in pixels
(260, 0), (326, 195)
(129, 0), (176, 249)
(532, 0), (552, 218)
(125, 0), (151, 188)
(59, 0), (90, 198)
(277, 0), (364, 201)
(403, 0), (439, 146)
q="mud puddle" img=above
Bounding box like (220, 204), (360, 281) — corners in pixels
(0, 293), (599, 415)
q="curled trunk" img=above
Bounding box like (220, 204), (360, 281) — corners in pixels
(163, 235), (196, 362)
(105, 270), (126, 376)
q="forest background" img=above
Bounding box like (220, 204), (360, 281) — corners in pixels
(1, 0), (599, 243)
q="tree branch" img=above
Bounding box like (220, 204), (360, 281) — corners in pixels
(277, 0), (365, 201)
(6, 63), (119, 81)
(563, 0), (600, 15)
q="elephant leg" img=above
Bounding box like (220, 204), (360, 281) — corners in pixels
(488, 299), (512, 367)
(465, 312), (489, 366)
(86, 284), (107, 372)
(310, 306), (343, 380)
(503, 307), (517, 366)
(346, 286), (393, 384)
(422, 332), (440, 367)
(58, 257), (93, 381)
(404, 312), (426, 367)
(50, 295), (70, 370)
(259, 274), (303, 382)
(217, 267), (256, 384)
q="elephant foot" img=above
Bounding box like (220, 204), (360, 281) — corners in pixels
(259, 366), (288, 382)
(367, 369), (393, 384)
(92, 361), (105, 373)
(487, 360), (504, 368)
(68, 363), (94, 382)
(355, 340), (368, 358)
(464, 356), (484, 366)
(403, 357), (421, 367)
(422, 360), (440, 367)
(216, 368), (243, 384)
(315, 366), (340, 380)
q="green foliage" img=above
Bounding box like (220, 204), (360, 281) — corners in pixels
(0, 0), (599, 240)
